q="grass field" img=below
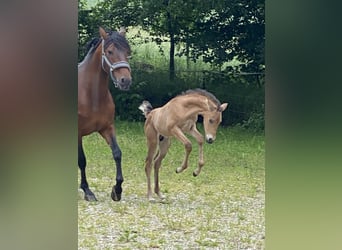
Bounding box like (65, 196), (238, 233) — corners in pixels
(78, 121), (265, 249)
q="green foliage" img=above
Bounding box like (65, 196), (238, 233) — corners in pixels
(114, 93), (144, 121)
(80, 0), (264, 72)
(111, 69), (196, 122)
(79, 0), (265, 131)
(109, 68), (264, 128)
(241, 104), (265, 132)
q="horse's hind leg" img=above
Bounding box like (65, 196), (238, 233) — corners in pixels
(154, 136), (171, 199)
(100, 127), (123, 201)
(189, 126), (205, 177)
(78, 139), (97, 201)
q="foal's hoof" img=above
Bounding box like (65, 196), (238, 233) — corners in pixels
(193, 172), (198, 177)
(84, 193), (97, 202)
(111, 185), (122, 201)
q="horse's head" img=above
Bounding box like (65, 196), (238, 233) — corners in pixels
(99, 27), (132, 91)
(202, 103), (228, 144)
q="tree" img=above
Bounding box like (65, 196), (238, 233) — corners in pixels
(185, 0), (264, 73)
(79, 0), (265, 78)
(78, 0), (93, 61)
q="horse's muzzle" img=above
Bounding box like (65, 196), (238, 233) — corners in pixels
(118, 77), (132, 91)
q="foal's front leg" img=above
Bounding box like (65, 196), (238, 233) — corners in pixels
(189, 126), (205, 176)
(171, 127), (192, 174)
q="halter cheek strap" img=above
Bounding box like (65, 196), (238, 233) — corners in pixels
(101, 39), (131, 88)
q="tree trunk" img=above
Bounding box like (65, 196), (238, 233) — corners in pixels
(186, 34), (190, 70)
(166, 6), (175, 81)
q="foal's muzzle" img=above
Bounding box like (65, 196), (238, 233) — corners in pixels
(206, 138), (214, 144)
(205, 134), (215, 144)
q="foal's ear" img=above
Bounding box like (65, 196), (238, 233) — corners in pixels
(99, 27), (108, 39)
(219, 103), (228, 112)
(118, 26), (126, 37)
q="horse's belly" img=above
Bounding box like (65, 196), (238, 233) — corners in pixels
(78, 112), (112, 136)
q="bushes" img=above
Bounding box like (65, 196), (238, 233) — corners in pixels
(111, 70), (196, 122)
(110, 68), (264, 131)
(241, 104), (265, 132)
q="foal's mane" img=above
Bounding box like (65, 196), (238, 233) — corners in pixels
(182, 89), (221, 108)
(85, 29), (131, 56)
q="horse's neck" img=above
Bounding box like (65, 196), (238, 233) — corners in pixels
(81, 53), (109, 93)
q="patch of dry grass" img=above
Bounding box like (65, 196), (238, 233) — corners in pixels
(78, 121), (264, 249)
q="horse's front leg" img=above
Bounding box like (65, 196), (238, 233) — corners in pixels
(171, 127), (192, 174)
(78, 138), (97, 201)
(189, 126), (205, 177)
(100, 127), (123, 201)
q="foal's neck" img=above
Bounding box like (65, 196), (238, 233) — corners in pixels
(185, 95), (216, 113)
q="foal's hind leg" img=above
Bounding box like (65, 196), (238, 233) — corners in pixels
(189, 126), (205, 177)
(144, 125), (158, 200)
(100, 126), (124, 201)
(78, 138), (97, 201)
(153, 136), (171, 199)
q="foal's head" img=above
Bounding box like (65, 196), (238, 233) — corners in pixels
(99, 27), (132, 90)
(202, 103), (228, 144)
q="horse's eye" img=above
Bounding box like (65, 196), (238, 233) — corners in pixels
(209, 119), (214, 124)
(108, 50), (113, 55)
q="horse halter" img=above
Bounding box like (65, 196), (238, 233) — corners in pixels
(101, 39), (131, 88)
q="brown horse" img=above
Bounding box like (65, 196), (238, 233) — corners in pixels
(78, 27), (132, 201)
(139, 89), (228, 200)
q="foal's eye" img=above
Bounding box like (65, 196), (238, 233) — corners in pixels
(209, 119), (214, 124)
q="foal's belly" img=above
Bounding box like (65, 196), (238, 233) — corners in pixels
(154, 116), (196, 136)
(179, 119), (195, 132)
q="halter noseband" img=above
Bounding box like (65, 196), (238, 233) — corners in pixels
(101, 39), (131, 88)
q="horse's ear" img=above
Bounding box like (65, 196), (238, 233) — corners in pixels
(99, 27), (108, 39)
(219, 103), (228, 112)
(119, 26), (126, 37)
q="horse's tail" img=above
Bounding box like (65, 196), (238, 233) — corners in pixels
(138, 100), (153, 118)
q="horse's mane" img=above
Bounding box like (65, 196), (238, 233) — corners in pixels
(85, 29), (131, 56)
(85, 37), (101, 55)
(182, 88), (221, 107)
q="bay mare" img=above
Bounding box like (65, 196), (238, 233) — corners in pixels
(78, 27), (131, 201)
(139, 89), (228, 200)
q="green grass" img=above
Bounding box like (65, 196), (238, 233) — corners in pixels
(78, 121), (265, 249)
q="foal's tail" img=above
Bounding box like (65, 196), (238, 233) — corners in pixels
(138, 100), (153, 118)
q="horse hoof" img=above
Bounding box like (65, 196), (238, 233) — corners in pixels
(193, 172), (198, 177)
(85, 193), (97, 201)
(111, 191), (121, 201)
(111, 185), (122, 201)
